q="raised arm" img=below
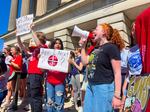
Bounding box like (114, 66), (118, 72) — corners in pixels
(31, 30), (42, 46)
(30, 24), (42, 46)
(16, 35), (28, 54)
(69, 59), (83, 72)
(80, 39), (89, 65)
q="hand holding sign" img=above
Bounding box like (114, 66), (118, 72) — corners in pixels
(29, 23), (35, 31)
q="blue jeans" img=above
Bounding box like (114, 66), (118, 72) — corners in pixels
(83, 82), (114, 112)
(46, 83), (65, 112)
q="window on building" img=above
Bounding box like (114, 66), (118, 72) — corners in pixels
(47, 0), (61, 12)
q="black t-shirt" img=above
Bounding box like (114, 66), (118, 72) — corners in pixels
(87, 43), (121, 84)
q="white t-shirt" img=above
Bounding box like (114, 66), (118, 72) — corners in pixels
(5, 55), (13, 65)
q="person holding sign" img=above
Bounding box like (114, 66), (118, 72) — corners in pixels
(80, 23), (125, 112)
(16, 25), (48, 112)
(46, 38), (69, 112)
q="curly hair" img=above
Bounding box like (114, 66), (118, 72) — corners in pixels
(111, 29), (125, 50)
(100, 23), (125, 50)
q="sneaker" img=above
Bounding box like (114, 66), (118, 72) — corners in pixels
(1, 101), (10, 108)
(18, 97), (23, 105)
(70, 97), (74, 102)
(42, 104), (47, 112)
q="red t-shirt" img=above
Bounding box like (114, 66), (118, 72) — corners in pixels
(28, 45), (48, 75)
(47, 70), (67, 85)
(9, 54), (22, 76)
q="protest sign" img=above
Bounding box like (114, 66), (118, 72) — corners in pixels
(38, 48), (70, 73)
(16, 14), (33, 36)
(0, 38), (4, 52)
(124, 74), (150, 112)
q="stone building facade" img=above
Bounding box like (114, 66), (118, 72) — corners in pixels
(2, 0), (150, 50)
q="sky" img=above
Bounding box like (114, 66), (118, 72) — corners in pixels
(0, 0), (22, 36)
(0, 0), (11, 36)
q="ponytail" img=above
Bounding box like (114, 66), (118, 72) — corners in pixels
(111, 29), (125, 50)
(100, 23), (125, 50)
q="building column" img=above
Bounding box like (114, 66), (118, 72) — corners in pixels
(8, 0), (18, 31)
(54, 29), (78, 50)
(36, 0), (47, 16)
(97, 12), (131, 46)
(21, 0), (30, 16)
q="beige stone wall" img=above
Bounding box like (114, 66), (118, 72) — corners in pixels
(54, 29), (78, 50)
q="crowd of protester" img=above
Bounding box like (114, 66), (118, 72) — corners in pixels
(0, 7), (150, 112)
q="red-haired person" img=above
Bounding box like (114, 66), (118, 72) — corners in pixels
(80, 23), (125, 112)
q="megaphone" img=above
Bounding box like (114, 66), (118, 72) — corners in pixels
(72, 25), (97, 54)
(72, 25), (94, 41)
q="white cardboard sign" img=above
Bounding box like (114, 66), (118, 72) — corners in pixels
(38, 48), (70, 73)
(16, 14), (33, 36)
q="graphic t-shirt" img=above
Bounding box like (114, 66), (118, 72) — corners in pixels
(87, 43), (121, 84)
(128, 45), (142, 75)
